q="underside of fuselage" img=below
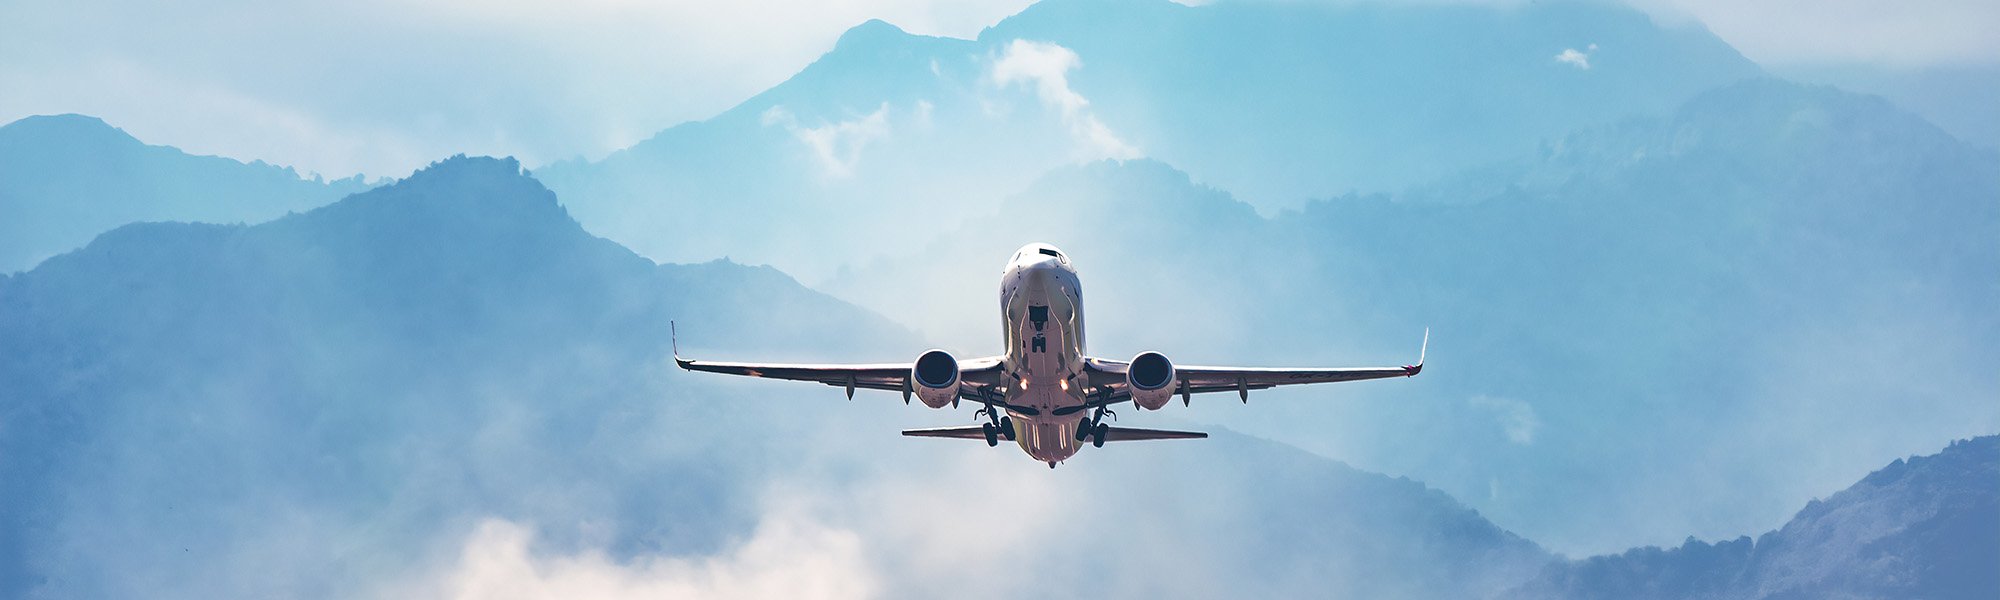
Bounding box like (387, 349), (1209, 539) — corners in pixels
(1000, 244), (1089, 465)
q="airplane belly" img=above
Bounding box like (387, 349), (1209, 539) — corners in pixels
(1013, 414), (1082, 463)
(998, 250), (1089, 465)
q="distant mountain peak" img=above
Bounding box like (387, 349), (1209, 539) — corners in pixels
(281, 154), (597, 252)
(0, 113), (141, 147)
(400, 154), (527, 187)
(833, 18), (913, 51)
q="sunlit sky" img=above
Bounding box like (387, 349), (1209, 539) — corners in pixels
(2, 0), (1994, 178)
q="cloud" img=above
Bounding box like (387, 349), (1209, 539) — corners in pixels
(408, 513), (876, 600)
(1555, 44), (1598, 70)
(762, 103), (893, 178)
(389, 449), (1062, 600)
(988, 39), (1142, 160)
(1470, 395), (1541, 445)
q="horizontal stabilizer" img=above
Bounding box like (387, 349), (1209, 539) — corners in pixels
(1101, 426), (1207, 442)
(901, 426), (990, 440)
(900, 425), (1207, 442)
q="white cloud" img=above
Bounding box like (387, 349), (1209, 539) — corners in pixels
(762, 103), (893, 178)
(1470, 395), (1541, 445)
(988, 39), (1142, 160)
(1555, 44), (1598, 70)
(391, 450), (1063, 600)
(409, 512), (876, 600)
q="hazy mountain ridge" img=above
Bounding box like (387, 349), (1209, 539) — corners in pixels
(1500, 436), (2000, 600)
(980, 0), (1761, 202)
(0, 156), (915, 597)
(0, 114), (373, 274)
(1778, 62), (2000, 151)
(536, 0), (1761, 279)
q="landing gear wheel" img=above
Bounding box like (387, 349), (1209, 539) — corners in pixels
(1075, 418), (1093, 442)
(1000, 416), (1016, 441)
(981, 422), (998, 447)
(1092, 422), (1109, 448)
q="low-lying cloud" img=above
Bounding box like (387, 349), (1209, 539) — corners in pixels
(390, 449), (1067, 600)
(405, 512), (876, 600)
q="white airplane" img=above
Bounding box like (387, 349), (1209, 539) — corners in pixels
(675, 243), (1425, 468)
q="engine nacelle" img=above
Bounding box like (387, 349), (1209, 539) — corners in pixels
(910, 349), (961, 409)
(1126, 351), (1176, 410)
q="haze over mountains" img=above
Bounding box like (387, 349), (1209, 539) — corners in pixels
(0, 114), (371, 273)
(2, 0), (1996, 597)
(535, 0), (1761, 278)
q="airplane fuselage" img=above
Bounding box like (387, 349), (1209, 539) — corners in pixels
(999, 243), (1092, 464)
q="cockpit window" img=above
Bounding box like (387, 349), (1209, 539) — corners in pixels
(1038, 248), (1062, 258)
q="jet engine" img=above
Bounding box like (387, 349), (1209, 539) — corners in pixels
(1126, 351), (1177, 410)
(910, 349), (961, 409)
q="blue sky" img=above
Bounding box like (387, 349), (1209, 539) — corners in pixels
(2, 0), (1994, 178)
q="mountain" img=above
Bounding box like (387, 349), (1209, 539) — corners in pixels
(0, 156), (1557, 599)
(0, 114), (372, 274)
(0, 156), (913, 597)
(1779, 62), (2000, 151)
(1500, 435), (2000, 600)
(822, 78), (2000, 555)
(534, 0), (1760, 279)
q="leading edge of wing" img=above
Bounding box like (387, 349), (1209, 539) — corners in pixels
(671, 322), (1008, 398)
(1084, 328), (1429, 382)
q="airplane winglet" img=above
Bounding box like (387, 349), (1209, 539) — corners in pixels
(670, 320), (692, 369)
(1405, 327), (1428, 377)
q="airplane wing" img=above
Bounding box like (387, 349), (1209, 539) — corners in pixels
(1078, 330), (1427, 406)
(901, 425), (1206, 441)
(670, 323), (1006, 401)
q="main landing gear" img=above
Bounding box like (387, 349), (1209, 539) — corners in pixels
(1073, 406), (1113, 448)
(976, 407), (1015, 447)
